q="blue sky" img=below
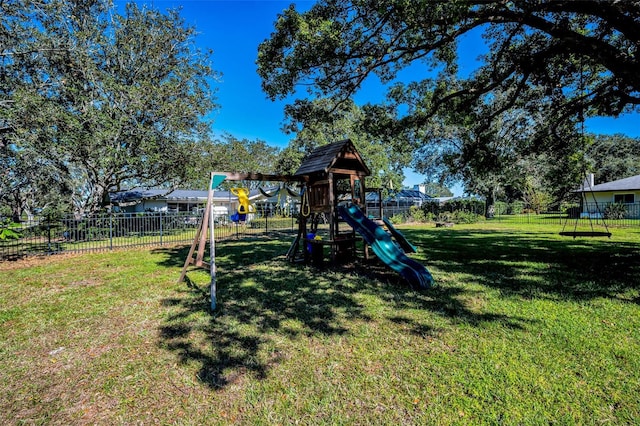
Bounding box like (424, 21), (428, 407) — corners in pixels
(134, 1), (638, 194)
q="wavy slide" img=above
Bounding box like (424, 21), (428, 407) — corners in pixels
(382, 217), (417, 253)
(338, 204), (434, 289)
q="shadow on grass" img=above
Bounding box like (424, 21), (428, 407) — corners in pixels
(404, 227), (640, 302)
(151, 234), (531, 390)
(151, 236), (364, 389)
(151, 228), (640, 390)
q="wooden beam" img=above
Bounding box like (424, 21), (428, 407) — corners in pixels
(210, 172), (303, 182)
(326, 168), (369, 177)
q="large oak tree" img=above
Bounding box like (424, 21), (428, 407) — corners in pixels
(1, 0), (219, 216)
(257, 0), (640, 195)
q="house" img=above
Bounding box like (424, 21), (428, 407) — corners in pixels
(365, 189), (433, 208)
(576, 173), (640, 218)
(109, 186), (294, 219)
(363, 188), (434, 220)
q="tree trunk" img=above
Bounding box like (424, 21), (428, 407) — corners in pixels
(10, 192), (23, 223)
(485, 188), (496, 219)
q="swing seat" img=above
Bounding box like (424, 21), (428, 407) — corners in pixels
(559, 231), (612, 238)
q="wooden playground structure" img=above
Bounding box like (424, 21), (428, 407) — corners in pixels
(178, 140), (372, 306)
(287, 139), (370, 264)
(178, 139), (433, 310)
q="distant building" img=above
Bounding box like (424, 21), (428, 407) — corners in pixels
(109, 186), (298, 218)
(575, 173), (640, 218)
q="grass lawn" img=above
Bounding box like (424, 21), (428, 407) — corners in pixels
(1, 222), (639, 424)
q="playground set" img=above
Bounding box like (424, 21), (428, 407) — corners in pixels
(178, 139), (434, 310)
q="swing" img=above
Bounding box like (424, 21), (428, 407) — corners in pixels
(559, 174), (611, 238)
(559, 61), (611, 239)
(258, 183), (286, 216)
(230, 187), (255, 214)
(259, 185), (281, 198)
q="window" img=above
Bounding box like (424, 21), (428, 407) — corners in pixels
(614, 194), (635, 204)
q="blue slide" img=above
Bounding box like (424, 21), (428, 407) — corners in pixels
(382, 217), (418, 253)
(338, 204), (434, 289)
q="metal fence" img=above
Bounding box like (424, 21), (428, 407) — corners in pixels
(0, 211), (298, 260)
(373, 201), (640, 228)
(3, 201), (639, 261)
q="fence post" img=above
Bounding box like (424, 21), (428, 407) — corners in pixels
(159, 211), (163, 245)
(109, 213), (113, 250)
(47, 215), (52, 254)
(265, 213), (268, 233)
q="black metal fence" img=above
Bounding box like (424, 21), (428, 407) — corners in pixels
(374, 201), (640, 228)
(3, 201), (639, 261)
(0, 211), (298, 260)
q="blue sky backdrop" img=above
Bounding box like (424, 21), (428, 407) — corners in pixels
(130, 1), (639, 193)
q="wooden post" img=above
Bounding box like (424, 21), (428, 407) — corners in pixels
(178, 173), (227, 313)
(178, 173), (214, 283)
(359, 176), (366, 215)
(209, 181), (217, 311)
(195, 181), (213, 267)
(328, 172), (336, 262)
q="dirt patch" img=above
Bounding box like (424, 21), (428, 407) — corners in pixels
(0, 253), (85, 271)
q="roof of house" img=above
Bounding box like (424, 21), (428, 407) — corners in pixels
(294, 139), (371, 178)
(582, 174), (640, 192)
(164, 189), (209, 200)
(394, 189), (433, 200)
(365, 190), (433, 202)
(109, 188), (170, 204)
(110, 188), (266, 205)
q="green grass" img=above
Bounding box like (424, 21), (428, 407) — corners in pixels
(1, 223), (639, 424)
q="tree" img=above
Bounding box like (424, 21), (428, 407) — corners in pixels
(257, 0), (640, 182)
(218, 135), (281, 177)
(275, 98), (409, 192)
(2, 0), (219, 215)
(585, 134), (640, 184)
(420, 182), (453, 198)
(0, 140), (71, 221)
(189, 134), (282, 190)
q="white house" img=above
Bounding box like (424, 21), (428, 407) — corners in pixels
(576, 174), (640, 218)
(109, 186), (299, 219)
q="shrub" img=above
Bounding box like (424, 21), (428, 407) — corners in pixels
(509, 201), (525, 215)
(422, 199), (485, 217)
(408, 206), (426, 222)
(421, 201), (440, 215)
(388, 214), (404, 224)
(0, 220), (22, 240)
(453, 211), (484, 224)
(604, 203), (628, 220)
(423, 212), (436, 223)
(436, 212), (453, 223)
(494, 201), (508, 215)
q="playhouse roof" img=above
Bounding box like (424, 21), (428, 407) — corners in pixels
(293, 139), (371, 179)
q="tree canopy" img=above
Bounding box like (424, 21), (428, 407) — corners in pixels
(257, 0), (640, 198)
(586, 134), (640, 184)
(259, 0), (639, 121)
(183, 133), (282, 190)
(1, 0), (219, 216)
(275, 98), (408, 192)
